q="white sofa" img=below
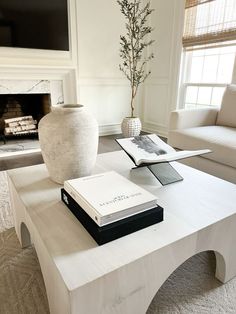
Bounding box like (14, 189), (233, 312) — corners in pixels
(168, 85), (236, 184)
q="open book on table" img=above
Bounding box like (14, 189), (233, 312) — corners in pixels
(116, 134), (211, 167)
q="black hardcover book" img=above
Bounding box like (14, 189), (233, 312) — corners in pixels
(61, 188), (164, 245)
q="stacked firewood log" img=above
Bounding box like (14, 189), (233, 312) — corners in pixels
(4, 116), (38, 135)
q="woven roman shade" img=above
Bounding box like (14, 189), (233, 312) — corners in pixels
(183, 0), (236, 50)
(185, 0), (214, 9)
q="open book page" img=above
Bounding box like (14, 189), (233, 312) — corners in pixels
(116, 134), (211, 166)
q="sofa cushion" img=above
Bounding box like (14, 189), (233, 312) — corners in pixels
(168, 125), (236, 168)
(216, 85), (236, 127)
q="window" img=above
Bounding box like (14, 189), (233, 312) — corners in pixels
(180, 0), (236, 109)
(182, 45), (236, 108)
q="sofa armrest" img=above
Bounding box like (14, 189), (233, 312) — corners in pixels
(169, 108), (219, 130)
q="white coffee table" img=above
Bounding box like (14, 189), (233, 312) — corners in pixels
(7, 151), (236, 314)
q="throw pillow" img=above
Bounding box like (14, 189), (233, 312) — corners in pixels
(216, 84), (236, 127)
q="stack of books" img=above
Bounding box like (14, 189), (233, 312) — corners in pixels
(61, 171), (163, 245)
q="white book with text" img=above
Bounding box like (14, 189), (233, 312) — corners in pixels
(64, 171), (157, 226)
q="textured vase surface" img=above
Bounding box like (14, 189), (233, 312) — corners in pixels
(38, 104), (98, 184)
(121, 117), (142, 138)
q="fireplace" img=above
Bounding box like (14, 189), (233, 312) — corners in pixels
(0, 77), (74, 147)
(0, 93), (51, 136)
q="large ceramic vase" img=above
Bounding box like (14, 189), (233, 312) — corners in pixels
(38, 104), (98, 184)
(121, 117), (142, 138)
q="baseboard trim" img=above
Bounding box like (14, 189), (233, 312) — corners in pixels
(99, 124), (121, 136)
(142, 126), (168, 139)
(98, 123), (168, 139)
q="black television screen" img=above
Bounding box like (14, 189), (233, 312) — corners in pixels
(0, 0), (69, 51)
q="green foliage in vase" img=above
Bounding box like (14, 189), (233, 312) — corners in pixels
(117, 0), (154, 117)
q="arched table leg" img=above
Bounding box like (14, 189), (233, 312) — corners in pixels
(215, 249), (236, 284)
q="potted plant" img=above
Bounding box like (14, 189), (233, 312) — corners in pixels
(117, 0), (154, 137)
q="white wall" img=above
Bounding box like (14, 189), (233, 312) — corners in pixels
(75, 0), (185, 136)
(141, 0), (185, 137)
(0, 0), (185, 137)
(75, 0), (130, 135)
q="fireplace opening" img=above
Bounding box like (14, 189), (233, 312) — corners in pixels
(0, 94), (51, 138)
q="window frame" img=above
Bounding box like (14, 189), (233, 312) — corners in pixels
(178, 47), (236, 109)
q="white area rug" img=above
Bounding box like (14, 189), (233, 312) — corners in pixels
(0, 171), (13, 232)
(1, 170), (236, 313)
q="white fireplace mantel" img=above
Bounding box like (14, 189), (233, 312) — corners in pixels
(0, 66), (78, 106)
